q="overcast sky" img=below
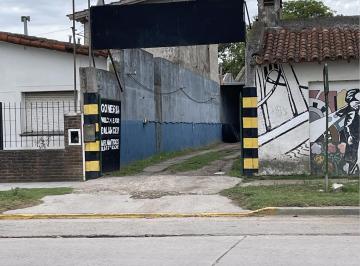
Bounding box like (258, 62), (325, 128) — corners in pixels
(0, 0), (359, 43)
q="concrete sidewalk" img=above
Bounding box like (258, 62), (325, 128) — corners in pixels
(0, 182), (80, 191)
(3, 174), (243, 215)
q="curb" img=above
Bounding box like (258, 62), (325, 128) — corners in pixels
(274, 207), (360, 216)
(0, 207), (358, 220)
(0, 208), (277, 220)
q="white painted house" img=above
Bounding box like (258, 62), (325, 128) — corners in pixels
(0, 32), (107, 149)
(245, 1), (360, 177)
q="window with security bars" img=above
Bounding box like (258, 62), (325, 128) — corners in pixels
(0, 91), (76, 149)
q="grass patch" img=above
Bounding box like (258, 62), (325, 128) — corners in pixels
(167, 149), (234, 173)
(220, 182), (360, 210)
(109, 143), (220, 176)
(228, 159), (359, 181)
(228, 158), (242, 178)
(0, 187), (73, 213)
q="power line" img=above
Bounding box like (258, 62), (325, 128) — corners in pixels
(37, 28), (71, 36)
(127, 74), (216, 104)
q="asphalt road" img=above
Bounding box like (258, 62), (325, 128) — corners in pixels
(1, 216), (359, 265)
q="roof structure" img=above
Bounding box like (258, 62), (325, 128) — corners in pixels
(255, 16), (360, 64)
(68, 0), (155, 22)
(0, 31), (108, 57)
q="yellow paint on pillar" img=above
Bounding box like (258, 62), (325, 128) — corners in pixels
(84, 104), (99, 115)
(85, 161), (100, 172)
(243, 117), (258, 128)
(243, 97), (258, 108)
(244, 158), (259, 169)
(243, 138), (259, 149)
(85, 141), (100, 152)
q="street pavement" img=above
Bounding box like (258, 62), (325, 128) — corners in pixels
(0, 216), (359, 265)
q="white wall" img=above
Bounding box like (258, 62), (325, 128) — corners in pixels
(0, 42), (107, 149)
(256, 60), (359, 175)
(0, 42), (107, 103)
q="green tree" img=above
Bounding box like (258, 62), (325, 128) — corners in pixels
(219, 1), (335, 77)
(282, 0), (335, 20)
(219, 42), (245, 78)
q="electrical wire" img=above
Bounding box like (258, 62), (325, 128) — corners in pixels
(128, 74), (182, 95)
(37, 28), (71, 36)
(127, 74), (216, 104)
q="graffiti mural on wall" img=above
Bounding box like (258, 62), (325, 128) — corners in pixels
(256, 64), (310, 157)
(256, 63), (359, 176)
(310, 89), (360, 176)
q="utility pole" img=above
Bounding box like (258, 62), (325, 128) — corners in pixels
(88, 0), (92, 67)
(323, 64), (329, 192)
(21, 16), (30, 35)
(72, 0), (77, 111)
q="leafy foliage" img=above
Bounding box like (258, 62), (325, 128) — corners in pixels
(282, 0), (335, 20)
(218, 42), (245, 78)
(218, 1), (335, 77)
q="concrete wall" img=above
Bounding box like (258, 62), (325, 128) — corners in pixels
(80, 49), (221, 165)
(145, 44), (219, 82)
(154, 57), (221, 154)
(256, 60), (359, 176)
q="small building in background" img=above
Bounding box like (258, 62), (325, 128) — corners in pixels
(245, 0), (360, 176)
(0, 32), (107, 150)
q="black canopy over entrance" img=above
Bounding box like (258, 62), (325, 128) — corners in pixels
(90, 0), (246, 50)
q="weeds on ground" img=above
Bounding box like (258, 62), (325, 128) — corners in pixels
(0, 187), (73, 213)
(166, 148), (237, 173)
(227, 159), (359, 181)
(108, 143), (220, 176)
(220, 181), (360, 210)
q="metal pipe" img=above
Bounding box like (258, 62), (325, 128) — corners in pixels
(88, 0), (92, 67)
(21, 16), (30, 35)
(323, 64), (329, 192)
(108, 50), (124, 92)
(72, 0), (77, 111)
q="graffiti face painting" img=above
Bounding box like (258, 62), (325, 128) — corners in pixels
(310, 88), (360, 176)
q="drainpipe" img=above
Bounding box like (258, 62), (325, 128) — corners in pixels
(72, 0), (77, 111)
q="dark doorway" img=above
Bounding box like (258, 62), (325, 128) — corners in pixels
(221, 84), (243, 143)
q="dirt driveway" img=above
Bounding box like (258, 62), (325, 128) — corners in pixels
(5, 143), (244, 214)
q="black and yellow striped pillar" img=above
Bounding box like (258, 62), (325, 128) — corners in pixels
(83, 93), (101, 180)
(241, 87), (259, 176)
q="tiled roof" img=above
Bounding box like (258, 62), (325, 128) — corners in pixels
(256, 26), (360, 64)
(0, 31), (108, 57)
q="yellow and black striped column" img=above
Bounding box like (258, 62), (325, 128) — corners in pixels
(83, 93), (101, 180)
(241, 87), (259, 175)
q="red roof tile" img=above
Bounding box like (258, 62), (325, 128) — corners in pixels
(256, 26), (359, 64)
(0, 31), (108, 57)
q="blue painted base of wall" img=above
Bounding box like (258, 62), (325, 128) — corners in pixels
(120, 121), (157, 165)
(120, 120), (222, 166)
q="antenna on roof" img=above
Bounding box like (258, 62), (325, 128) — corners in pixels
(21, 16), (30, 35)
